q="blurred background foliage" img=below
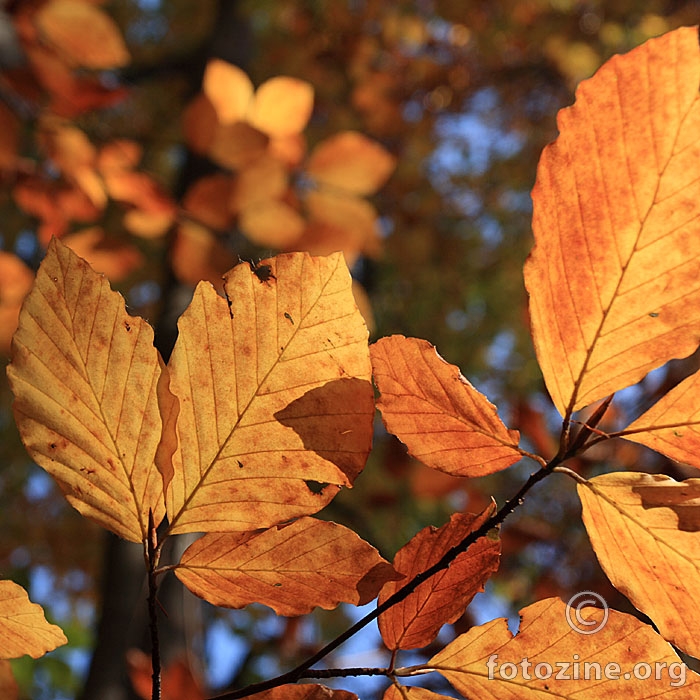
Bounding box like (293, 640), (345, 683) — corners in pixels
(0, 1), (698, 698)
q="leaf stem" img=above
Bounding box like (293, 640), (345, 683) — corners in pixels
(147, 509), (162, 700)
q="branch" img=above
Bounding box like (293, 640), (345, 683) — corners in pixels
(210, 452), (569, 700)
(147, 510), (162, 700)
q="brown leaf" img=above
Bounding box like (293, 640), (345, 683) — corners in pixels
(578, 471), (700, 658)
(371, 336), (521, 477)
(176, 517), (398, 615)
(428, 597), (699, 698)
(127, 649), (204, 700)
(183, 174), (235, 230)
(0, 580), (67, 659)
(36, 0), (129, 69)
(7, 239), (168, 542)
(378, 504), (500, 650)
(524, 27), (700, 415)
(62, 228), (143, 281)
(164, 252), (374, 534)
(247, 685), (358, 700)
(306, 131), (396, 195)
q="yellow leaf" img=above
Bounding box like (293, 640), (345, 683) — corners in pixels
(383, 687), (449, 700)
(524, 26), (700, 416)
(428, 597), (699, 697)
(378, 505), (500, 650)
(578, 471), (700, 658)
(164, 252), (374, 534)
(202, 59), (254, 125)
(306, 131), (396, 195)
(7, 239), (168, 542)
(175, 517), (398, 615)
(249, 76), (314, 138)
(371, 336), (521, 477)
(623, 370), (700, 470)
(247, 685), (358, 700)
(36, 0), (129, 69)
(239, 200), (306, 249)
(0, 580), (67, 659)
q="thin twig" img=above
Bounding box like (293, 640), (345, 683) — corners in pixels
(147, 509), (162, 700)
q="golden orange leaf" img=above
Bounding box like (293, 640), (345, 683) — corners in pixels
(578, 471), (700, 658)
(239, 200), (306, 249)
(203, 59), (254, 125)
(248, 76), (314, 138)
(305, 190), (381, 259)
(36, 0), (129, 69)
(383, 686), (449, 700)
(428, 597), (699, 698)
(0, 252), (34, 355)
(378, 505), (500, 650)
(0, 580), (67, 659)
(371, 336), (521, 477)
(306, 131), (396, 195)
(247, 685), (358, 700)
(231, 156), (289, 211)
(127, 649), (204, 700)
(7, 239), (168, 542)
(183, 174), (235, 230)
(524, 26), (700, 416)
(163, 252), (374, 534)
(209, 120), (270, 171)
(62, 228), (143, 281)
(622, 370), (700, 470)
(175, 517), (398, 615)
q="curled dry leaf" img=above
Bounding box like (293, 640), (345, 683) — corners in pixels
(524, 26), (700, 416)
(175, 517), (399, 615)
(371, 336), (521, 477)
(7, 239), (169, 542)
(378, 504), (500, 650)
(35, 0), (129, 70)
(578, 471), (700, 658)
(0, 580), (67, 659)
(428, 597), (699, 698)
(164, 252), (374, 534)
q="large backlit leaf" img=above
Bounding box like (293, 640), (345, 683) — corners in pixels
(428, 597), (699, 698)
(7, 239), (168, 542)
(371, 336), (521, 477)
(36, 0), (129, 69)
(164, 252), (374, 534)
(378, 505), (500, 650)
(623, 371), (700, 470)
(524, 27), (700, 415)
(0, 581), (67, 659)
(578, 471), (700, 658)
(175, 517), (398, 615)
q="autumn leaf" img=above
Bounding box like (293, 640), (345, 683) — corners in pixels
(7, 239), (168, 542)
(0, 580), (67, 659)
(428, 597), (699, 698)
(0, 252), (34, 355)
(577, 471), (700, 658)
(35, 0), (129, 70)
(175, 517), (398, 615)
(378, 505), (500, 650)
(383, 686), (448, 700)
(0, 661), (18, 700)
(163, 252), (374, 534)
(127, 649), (204, 700)
(524, 26), (700, 416)
(306, 131), (396, 195)
(247, 685), (358, 700)
(622, 370), (700, 470)
(62, 228), (144, 282)
(371, 336), (521, 477)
